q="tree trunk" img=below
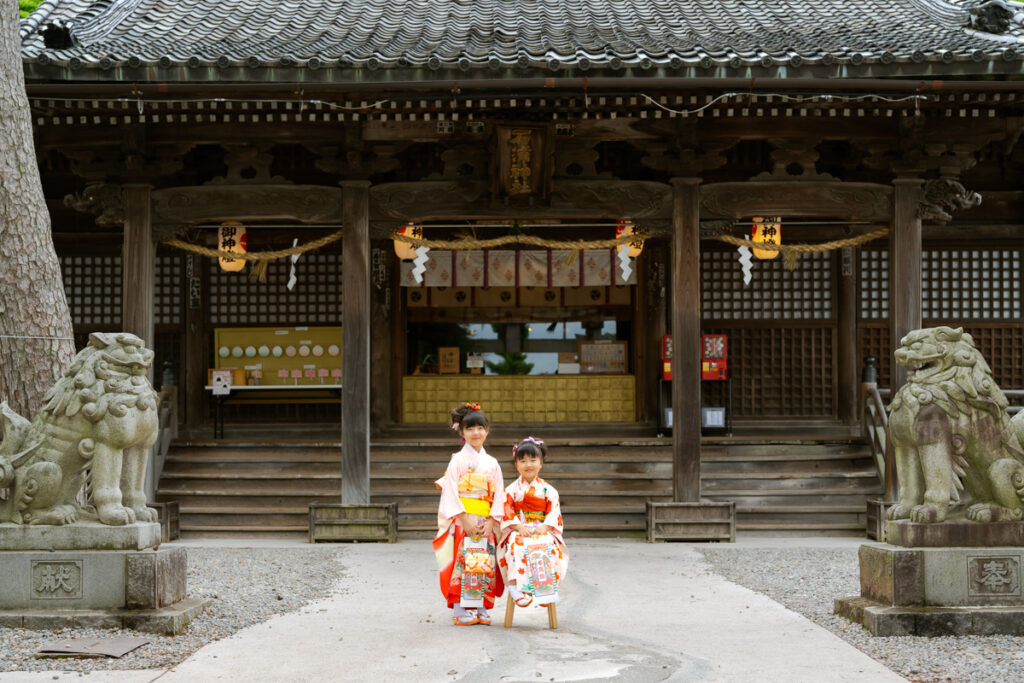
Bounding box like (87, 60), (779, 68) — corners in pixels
(0, 0), (74, 418)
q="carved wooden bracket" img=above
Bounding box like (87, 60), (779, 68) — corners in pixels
(63, 183), (124, 226)
(701, 181), (892, 221)
(206, 145), (287, 185)
(919, 178), (983, 223)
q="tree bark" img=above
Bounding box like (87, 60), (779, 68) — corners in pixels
(0, 1), (74, 418)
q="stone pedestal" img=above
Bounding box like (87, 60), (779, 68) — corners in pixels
(836, 529), (1024, 635)
(0, 521), (162, 551)
(0, 523), (208, 634)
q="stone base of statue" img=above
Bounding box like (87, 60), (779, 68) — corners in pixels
(836, 521), (1024, 636)
(0, 522), (209, 634)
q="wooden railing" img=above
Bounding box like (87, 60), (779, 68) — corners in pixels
(862, 382), (896, 502)
(148, 386), (178, 498)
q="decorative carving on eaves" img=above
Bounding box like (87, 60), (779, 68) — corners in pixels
(151, 185), (342, 232)
(970, 0), (1015, 34)
(315, 143), (405, 179)
(206, 145), (287, 185)
(553, 141), (604, 179)
(367, 179), (671, 228)
(701, 181), (892, 221)
(63, 183), (124, 226)
(551, 181), (671, 220)
(752, 139), (835, 181)
(637, 140), (730, 177)
(434, 145), (490, 180)
(370, 181), (489, 221)
(700, 220), (735, 239)
(919, 178), (983, 223)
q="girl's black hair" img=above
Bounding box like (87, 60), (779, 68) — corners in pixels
(512, 439), (547, 462)
(450, 403), (489, 434)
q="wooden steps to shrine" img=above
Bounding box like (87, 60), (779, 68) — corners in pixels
(155, 436), (881, 538)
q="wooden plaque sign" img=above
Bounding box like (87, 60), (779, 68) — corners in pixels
(494, 124), (550, 199)
(438, 347), (460, 374)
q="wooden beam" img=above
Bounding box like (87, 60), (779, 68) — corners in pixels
(341, 181), (372, 505)
(889, 178), (923, 392)
(122, 185), (154, 351)
(671, 178), (702, 503)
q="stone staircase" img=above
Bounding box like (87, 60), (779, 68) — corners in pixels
(702, 438), (882, 534)
(155, 437), (881, 537)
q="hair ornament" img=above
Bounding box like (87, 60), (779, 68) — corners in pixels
(451, 421), (460, 431)
(523, 436), (544, 446)
(465, 402), (481, 410)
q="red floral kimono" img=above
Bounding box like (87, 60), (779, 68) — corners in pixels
(432, 444), (505, 608)
(498, 476), (569, 604)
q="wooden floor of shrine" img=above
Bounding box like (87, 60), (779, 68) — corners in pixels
(156, 420), (879, 539)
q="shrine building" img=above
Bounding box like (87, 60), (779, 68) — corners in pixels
(17, 0), (1024, 537)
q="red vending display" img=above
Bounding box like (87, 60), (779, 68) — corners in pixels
(661, 334), (673, 380)
(701, 334), (728, 380)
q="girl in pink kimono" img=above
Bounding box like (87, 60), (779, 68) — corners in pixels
(499, 437), (569, 607)
(433, 403), (505, 626)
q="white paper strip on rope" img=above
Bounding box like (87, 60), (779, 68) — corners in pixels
(423, 249), (452, 287)
(519, 251), (549, 287)
(617, 244), (633, 283)
(454, 250), (485, 287)
(488, 250), (517, 288)
(551, 250), (580, 287)
(411, 246), (430, 284)
(582, 249), (612, 286)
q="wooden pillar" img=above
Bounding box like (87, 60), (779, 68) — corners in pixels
(341, 181), (372, 505)
(122, 184), (154, 350)
(670, 178), (702, 502)
(369, 241), (392, 435)
(889, 179), (923, 393)
(183, 253), (209, 435)
(837, 247), (858, 425)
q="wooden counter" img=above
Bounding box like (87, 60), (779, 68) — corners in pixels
(402, 375), (635, 423)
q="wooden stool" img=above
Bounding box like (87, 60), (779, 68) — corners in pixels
(504, 596), (558, 629)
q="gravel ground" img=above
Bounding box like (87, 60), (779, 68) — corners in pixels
(698, 546), (1024, 683)
(0, 546), (345, 675)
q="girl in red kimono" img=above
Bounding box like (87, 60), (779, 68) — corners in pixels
(499, 437), (569, 607)
(433, 403), (505, 625)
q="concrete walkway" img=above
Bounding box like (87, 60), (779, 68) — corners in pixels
(1, 538), (904, 683)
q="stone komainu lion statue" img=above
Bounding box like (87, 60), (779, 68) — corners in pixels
(0, 332), (159, 526)
(887, 326), (1024, 524)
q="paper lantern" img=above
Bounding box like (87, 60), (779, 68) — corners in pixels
(615, 219), (643, 258)
(218, 221), (247, 272)
(751, 216), (781, 260)
(393, 224), (422, 261)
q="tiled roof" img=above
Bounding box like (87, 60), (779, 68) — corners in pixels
(19, 0), (1024, 78)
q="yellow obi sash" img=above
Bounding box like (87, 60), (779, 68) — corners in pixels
(460, 497), (491, 517)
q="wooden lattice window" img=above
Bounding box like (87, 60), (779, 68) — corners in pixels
(923, 249), (1022, 321)
(859, 247), (888, 320)
(702, 326), (835, 418)
(702, 249), (833, 320)
(209, 252), (343, 325)
(61, 255), (121, 327)
(155, 254), (184, 326)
